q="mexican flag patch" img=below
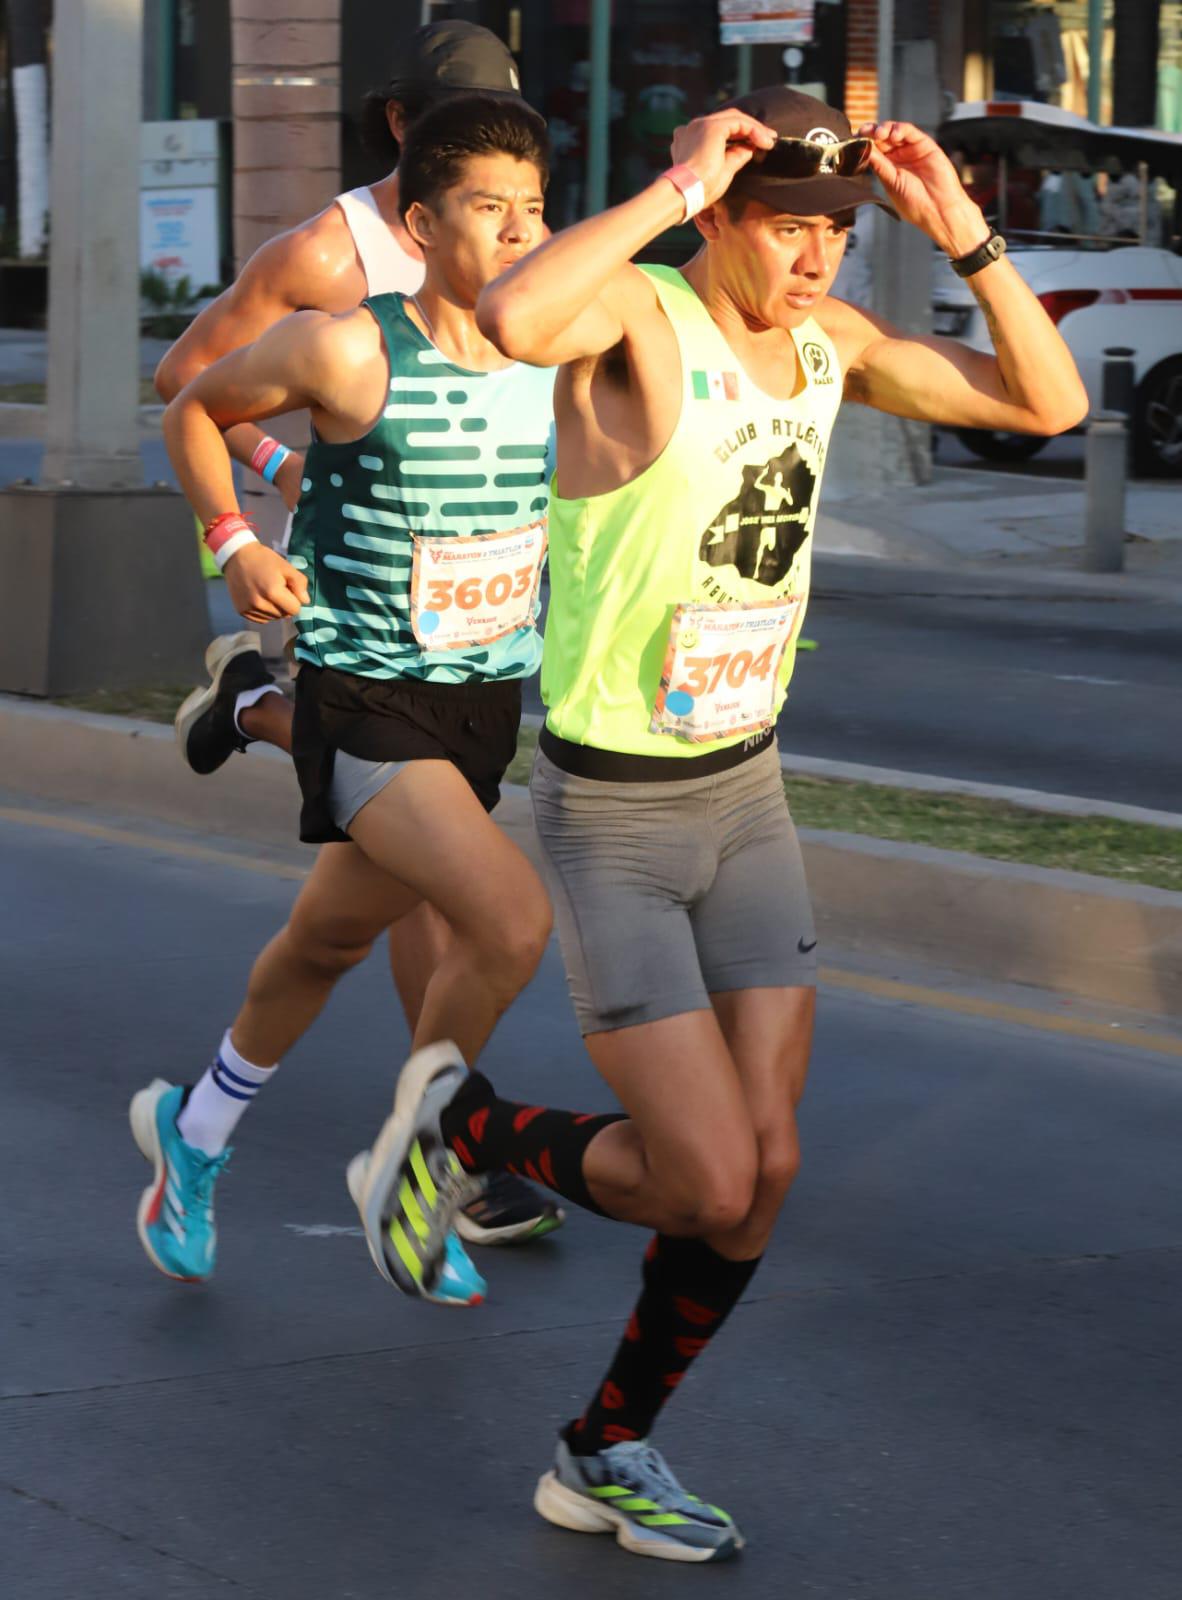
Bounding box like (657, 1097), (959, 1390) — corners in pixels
(691, 368), (739, 401)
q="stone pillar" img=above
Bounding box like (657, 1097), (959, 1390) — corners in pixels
(42, 0), (143, 490)
(0, 0), (208, 696)
(827, 15), (935, 501)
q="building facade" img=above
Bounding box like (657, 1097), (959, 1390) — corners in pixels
(1, 1), (1178, 286)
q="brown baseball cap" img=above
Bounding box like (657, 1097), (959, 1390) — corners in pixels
(386, 20), (522, 100)
(724, 86), (896, 218)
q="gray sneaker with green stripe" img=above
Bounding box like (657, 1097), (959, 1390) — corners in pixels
(534, 1439), (744, 1563)
(349, 1040), (479, 1302)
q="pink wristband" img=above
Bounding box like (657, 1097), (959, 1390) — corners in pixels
(250, 437), (282, 477)
(662, 163), (707, 221)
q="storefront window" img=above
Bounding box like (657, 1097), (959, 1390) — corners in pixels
(989, 1), (1114, 117)
(515, 0), (843, 231)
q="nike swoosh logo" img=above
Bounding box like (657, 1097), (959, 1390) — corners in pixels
(798, 937), (818, 953)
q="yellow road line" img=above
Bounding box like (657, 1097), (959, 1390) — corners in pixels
(0, 806), (308, 882)
(819, 966), (1182, 1060)
(3, 801), (1179, 1058)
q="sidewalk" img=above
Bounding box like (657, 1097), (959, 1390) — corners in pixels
(819, 412), (1182, 593)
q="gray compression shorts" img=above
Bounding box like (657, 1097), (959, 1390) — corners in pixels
(529, 741), (817, 1036)
(328, 749), (403, 834)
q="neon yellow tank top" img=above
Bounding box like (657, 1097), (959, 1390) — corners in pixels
(543, 264), (843, 758)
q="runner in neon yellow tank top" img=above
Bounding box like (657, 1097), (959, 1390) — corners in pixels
(354, 86), (1085, 1560)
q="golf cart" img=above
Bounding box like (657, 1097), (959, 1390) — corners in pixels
(933, 100), (1182, 475)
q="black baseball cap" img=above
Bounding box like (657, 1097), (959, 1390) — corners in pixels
(724, 86), (896, 218)
(385, 20), (522, 100)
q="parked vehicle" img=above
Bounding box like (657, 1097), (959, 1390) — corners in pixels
(933, 101), (1182, 475)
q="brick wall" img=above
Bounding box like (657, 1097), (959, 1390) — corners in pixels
(845, 0), (879, 125)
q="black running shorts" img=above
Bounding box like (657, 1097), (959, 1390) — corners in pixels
(291, 664), (522, 844)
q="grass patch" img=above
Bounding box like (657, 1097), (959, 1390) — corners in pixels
(49, 697), (1182, 891)
(781, 773), (1182, 893)
(505, 720), (541, 787)
(510, 722), (1181, 891)
(0, 379), (160, 406)
(56, 684), (190, 724)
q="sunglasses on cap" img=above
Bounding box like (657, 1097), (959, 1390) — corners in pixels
(748, 135), (872, 180)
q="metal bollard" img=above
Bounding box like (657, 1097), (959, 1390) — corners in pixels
(1101, 346), (1136, 419)
(1084, 410), (1127, 573)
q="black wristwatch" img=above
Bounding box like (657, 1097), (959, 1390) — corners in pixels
(949, 228), (1007, 278)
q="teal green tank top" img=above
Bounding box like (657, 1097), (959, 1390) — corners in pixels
(288, 293), (556, 683)
(542, 265), (842, 756)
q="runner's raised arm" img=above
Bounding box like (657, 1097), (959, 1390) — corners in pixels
(476, 108), (776, 366)
(161, 309), (363, 620)
(818, 120), (1088, 436)
(153, 227), (347, 509)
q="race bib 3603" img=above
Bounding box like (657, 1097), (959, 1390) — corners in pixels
(650, 597), (803, 742)
(410, 521), (547, 650)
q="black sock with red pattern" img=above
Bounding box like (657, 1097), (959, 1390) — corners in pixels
(440, 1071), (625, 1218)
(564, 1234), (762, 1456)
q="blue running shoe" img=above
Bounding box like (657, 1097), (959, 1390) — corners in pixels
(534, 1439), (744, 1563)
(346, 1148), (486, 1307)
(130, 1079), (229, 1281)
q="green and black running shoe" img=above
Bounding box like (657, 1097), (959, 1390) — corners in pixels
(347, 1040), (479, 1302)
(455, 1170), (565, 1247)
(535, 1438), (744, 1563)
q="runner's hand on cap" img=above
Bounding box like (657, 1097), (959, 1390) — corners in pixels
(857, 121), (987, 255)
(670, 110), (777, 209)
(224, 541), (310, 624)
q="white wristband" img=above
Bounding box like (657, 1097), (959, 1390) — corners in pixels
(212, 529), (259, 571)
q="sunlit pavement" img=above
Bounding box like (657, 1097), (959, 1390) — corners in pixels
(3, 800), (1180, 1598)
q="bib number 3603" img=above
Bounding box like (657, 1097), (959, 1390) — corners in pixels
(410, 520), (547, 650)
(650, 597), (803, 742)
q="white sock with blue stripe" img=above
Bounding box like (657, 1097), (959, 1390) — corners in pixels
(176, 1029), (276, 1156)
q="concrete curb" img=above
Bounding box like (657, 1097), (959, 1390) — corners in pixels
(3, 695), (1180, 1021)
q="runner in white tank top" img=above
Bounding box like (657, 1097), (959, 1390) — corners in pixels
(335, 185), (425, 296)
(154, 23), (563, 1250)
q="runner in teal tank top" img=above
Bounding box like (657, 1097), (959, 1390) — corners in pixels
(145, 96), (572, 1303)
(288, 291), (553, 685)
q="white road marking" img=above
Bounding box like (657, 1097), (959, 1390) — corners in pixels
(1053, 674), (1128, 687)
(284, 1223), (365, 1238)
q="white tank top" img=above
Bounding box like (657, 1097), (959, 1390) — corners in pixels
(334, 184), (425, 296)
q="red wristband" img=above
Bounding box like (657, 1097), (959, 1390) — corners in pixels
(662, 163), (707, 221)
(203, 512), (255, 556)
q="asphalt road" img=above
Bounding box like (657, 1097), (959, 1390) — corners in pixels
(3, 801), (1180, 1598)
(779, 560), (1182, 809)
(6, 434), (1180, 811)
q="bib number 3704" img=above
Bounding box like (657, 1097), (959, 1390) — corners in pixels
(650, 597), (803, 742)
(410, 520), (547, 650)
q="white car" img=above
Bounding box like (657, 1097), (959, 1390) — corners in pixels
(932, 243), (1182, 474)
